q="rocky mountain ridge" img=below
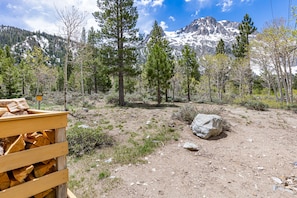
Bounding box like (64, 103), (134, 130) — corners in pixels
(0, 16), (242, 65)
(164, 16), (240, 56)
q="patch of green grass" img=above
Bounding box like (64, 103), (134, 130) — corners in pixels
(113, 126), (179, 164)
(98, 170), (111, 180)
(68, 175), (84, 189)
(104, 124), (114, 130)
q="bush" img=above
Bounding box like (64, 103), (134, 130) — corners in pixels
(240, 101), (268, 111)
(104, 92), (119, 104)
(172, 104), (224, 124)
(67, 126), (114, 157)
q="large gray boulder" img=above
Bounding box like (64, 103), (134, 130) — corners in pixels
(190, 114), (223, 139)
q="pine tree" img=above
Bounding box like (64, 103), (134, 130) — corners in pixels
(179, 44), (200, 101)
(232, 13), (257, 95)
(145, 21), (174, 105)
(216, 39), (226, 54)
(0, 46), (21, 98)
(93, 0), (139, 106)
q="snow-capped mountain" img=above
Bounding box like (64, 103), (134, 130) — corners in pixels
(163, 16), (240, 56)
(1, 16), (241, 65)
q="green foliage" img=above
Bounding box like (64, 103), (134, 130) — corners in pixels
(240, 100), (268, 111)
(145, 21), (174, 105)
(232, 13), (257, 58)
(179, 44), (200, 101)
(173, 104), (224, 124)
(104, 92), (119, 104)
(216, 39), (226, 54)
(93, 0), (139, 106)
(67, 126), (114, 157)
(0, 46), (21, 98)
(98, 170), (111, 180)
(113, 126), (179, 164)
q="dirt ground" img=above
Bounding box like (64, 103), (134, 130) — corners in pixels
(68, 101), (297, 198)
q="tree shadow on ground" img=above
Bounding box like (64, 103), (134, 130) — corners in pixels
(124, 102), (180, 109)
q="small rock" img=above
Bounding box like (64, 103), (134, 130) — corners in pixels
(105, 158), (113, 163)
(271, 177), (282, 184)
(78, 124), (90, 129)
(292, 162), (297, 167)
(152, 168), (156, 172)
(146, 120), (151, 125)
(257, 167), (264, 170)
(183, 142), (199, 151)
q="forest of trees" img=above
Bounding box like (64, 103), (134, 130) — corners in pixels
(0, 1), (297, 107)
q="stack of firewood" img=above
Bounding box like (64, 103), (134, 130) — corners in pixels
(0, 98), (57, 198)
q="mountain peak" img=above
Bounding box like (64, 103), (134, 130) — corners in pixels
(181, 16), (239, 36)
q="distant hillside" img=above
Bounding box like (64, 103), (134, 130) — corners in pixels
(0, 25), (67, 65)
(1, 17), (246, 65)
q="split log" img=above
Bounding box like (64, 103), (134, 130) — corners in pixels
(12, 165), (34, 182)
(34, 159), (56, 178)
(0, 172), (10, 190)
(44, 189), (56, 198)
(25, 173), (36, 182)
(43, 130), (55, 144)
(10, 177), (23, 187)
(1, 112), (16, 118)
(4, 135), (26, 155)
(34, 188), (53, 198)
(0, 98), (29, 112)
(0, 107), (8, 117)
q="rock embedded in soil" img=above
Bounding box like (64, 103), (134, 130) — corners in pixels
(191, 114), (223, 139)
(183, 142), (199, 151)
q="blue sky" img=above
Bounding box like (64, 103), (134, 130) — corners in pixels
(0, 0), (294, 36)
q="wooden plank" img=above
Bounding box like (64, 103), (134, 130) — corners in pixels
(0, 169), (68, 198)
(0, 142), (68, 173)
(55, 128), (67, 198)
(0, 111), (67, 138)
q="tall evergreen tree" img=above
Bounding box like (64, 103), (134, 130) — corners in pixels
(93, 0), (139, 106)
(232, 13), (257, 94)
(179, 44), (200, 101)
(145, 21), (174, 105)
(0, 46), (20, 98)
(232, 13), (257, 57)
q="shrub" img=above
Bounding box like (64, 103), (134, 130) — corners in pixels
(240, 101), (268, 111)
(104, 92), (119, 104)
(67, 126), (114, 157)
(172, 104), (224, 124)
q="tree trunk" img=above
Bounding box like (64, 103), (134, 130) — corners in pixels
(187, 75), (191, 102)
(208, 75), (212, 102)
(80, 60), (85, 105)
(118, 1), (125, 106)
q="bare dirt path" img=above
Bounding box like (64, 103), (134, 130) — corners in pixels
(101, 105), (297, 198)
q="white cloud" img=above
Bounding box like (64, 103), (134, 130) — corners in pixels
(9, 0), (98, 35)
(185, 0), (191, 2)
(159, 21), (168, 30)
(217, 0), (233, 12)
(136, 0), (152, 6)
(169, 16), (175, 22)
(152, 0), (164, 7)
(5, 0), (164, 35)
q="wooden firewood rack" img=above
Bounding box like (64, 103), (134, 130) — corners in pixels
(0, 109), (72, 198)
